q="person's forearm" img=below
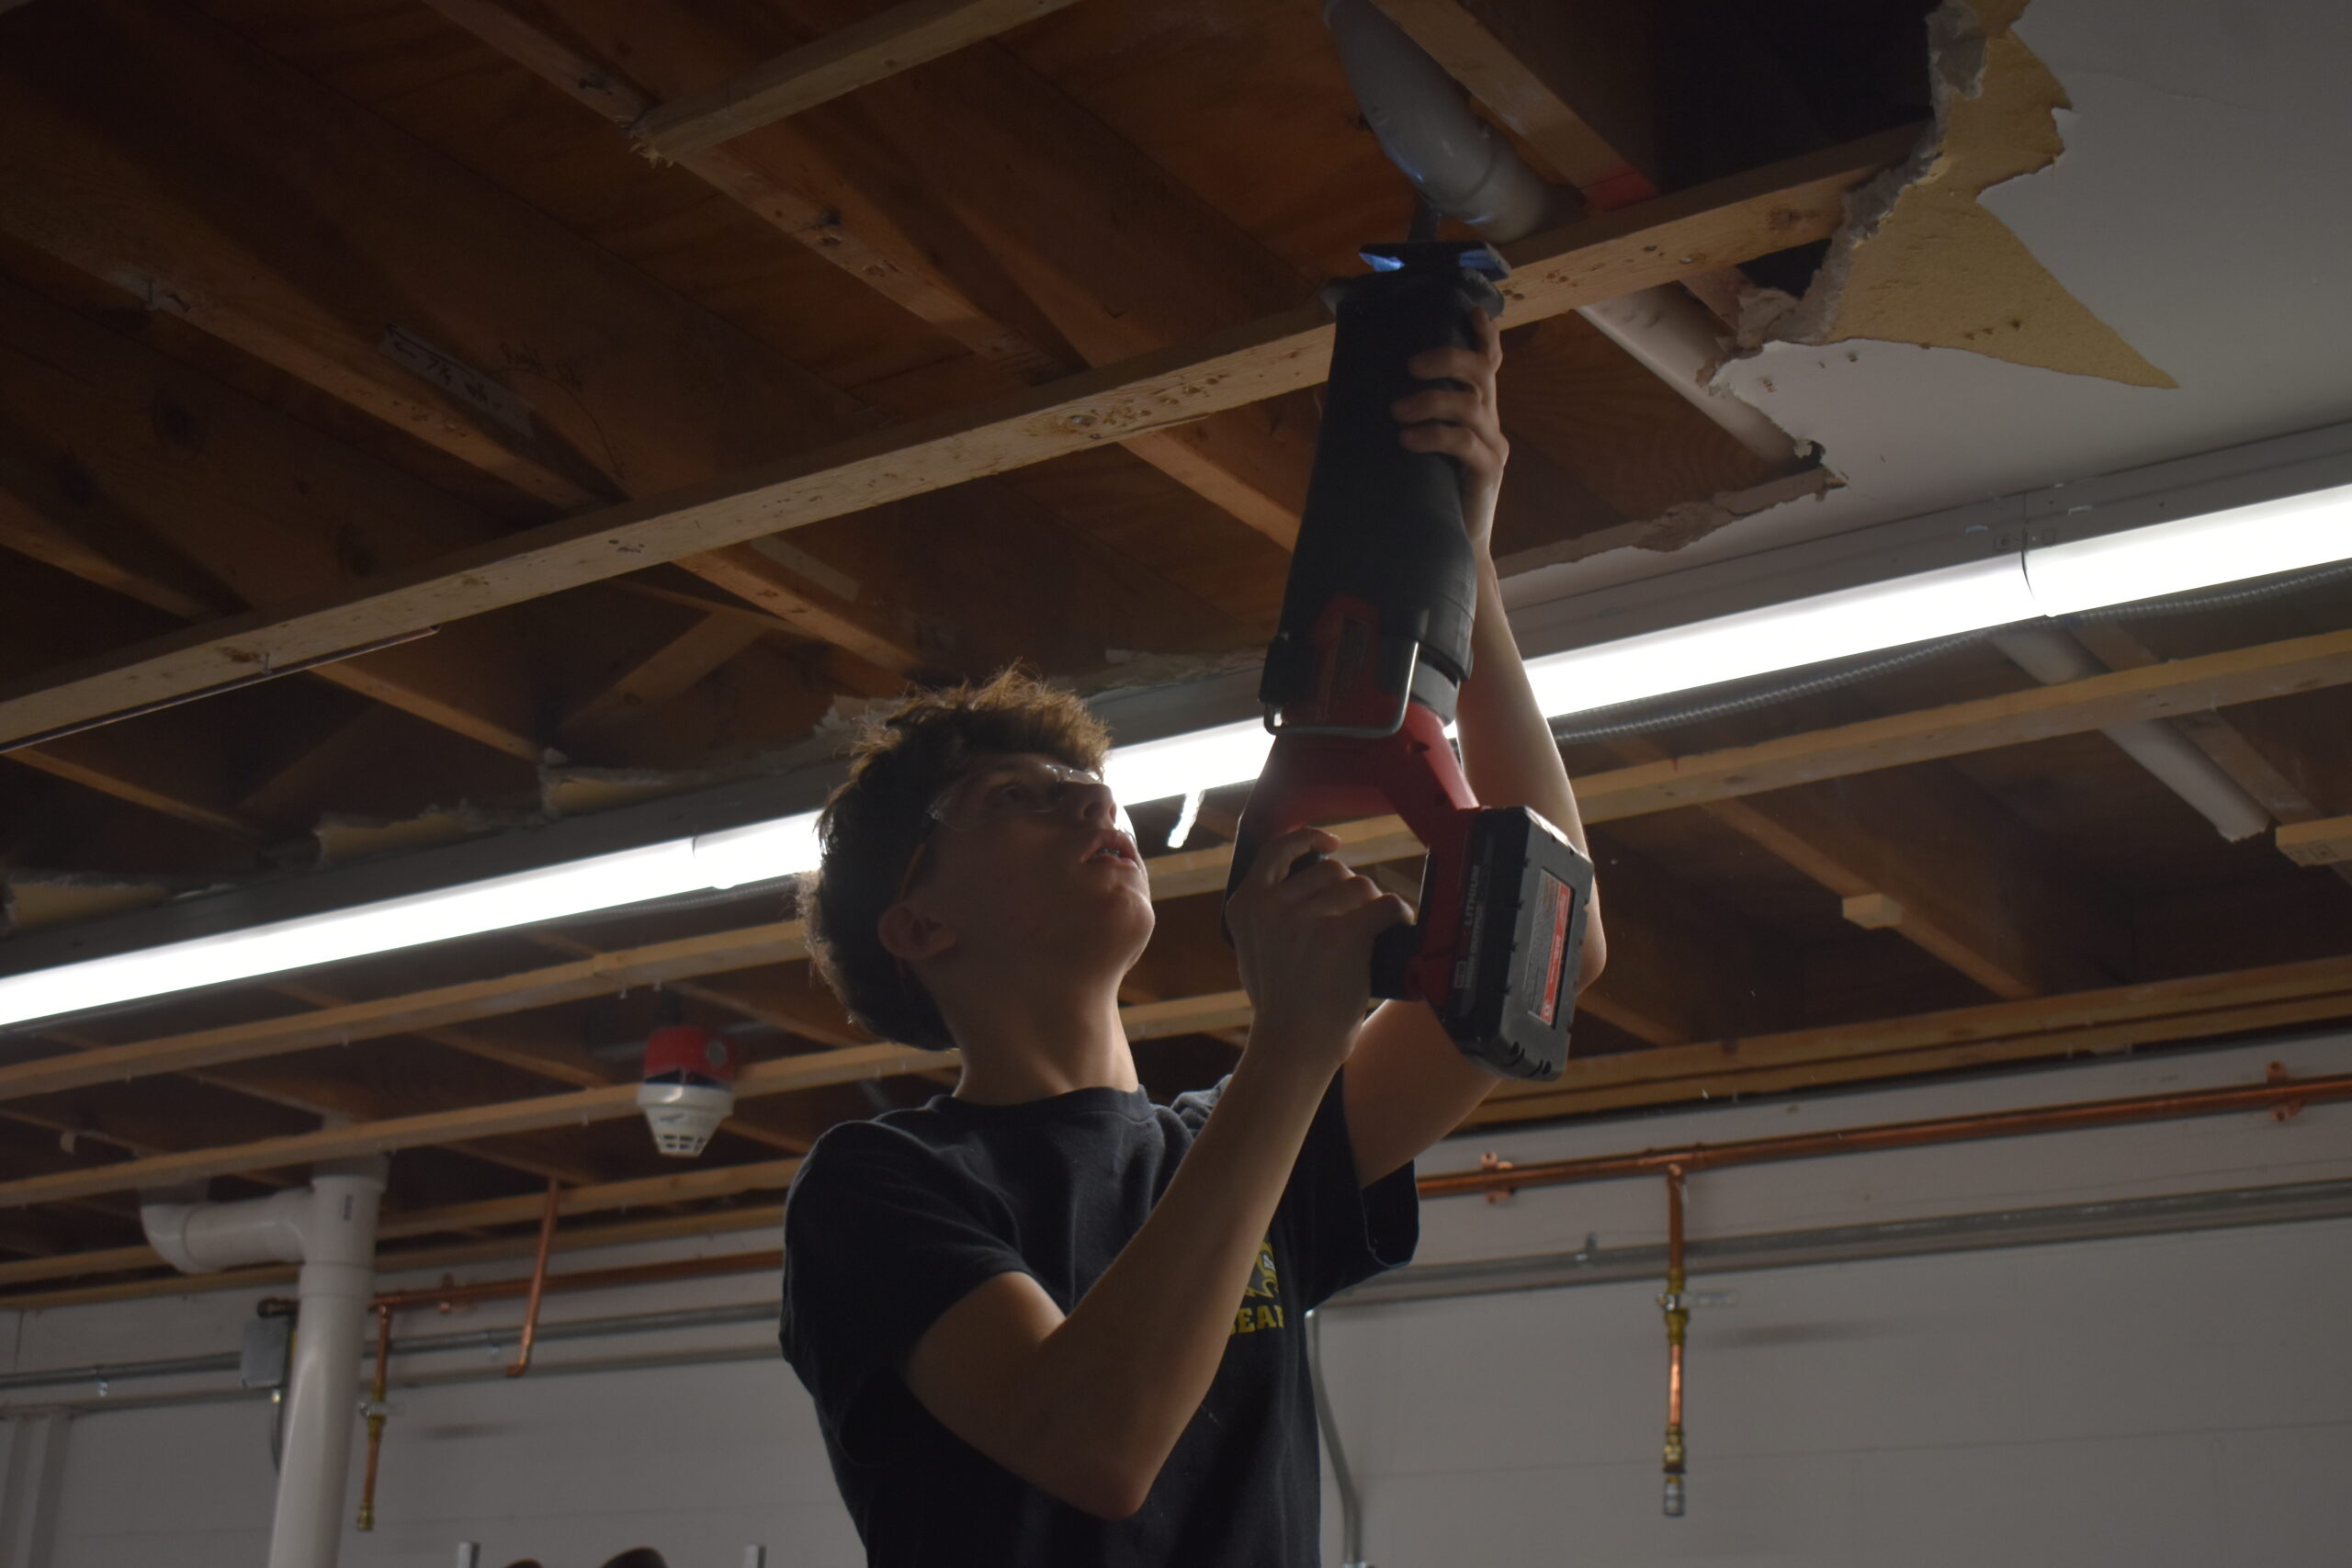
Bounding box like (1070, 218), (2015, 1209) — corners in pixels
(1456, 559), (1607, 975)
(1014, 1043), (1336, 1506)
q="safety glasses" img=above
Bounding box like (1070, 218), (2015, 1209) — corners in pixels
(893, 760), (1134, 908)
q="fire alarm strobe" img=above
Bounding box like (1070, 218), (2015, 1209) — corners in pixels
(637, 994), (740, 1157)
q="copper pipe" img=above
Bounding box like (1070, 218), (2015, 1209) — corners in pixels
(1661, 1165), (1689, 1517)
(504, 1180), (562, 1378)
(356, 1304), (392, 1531)
(1419, 1068), (2352, 1200)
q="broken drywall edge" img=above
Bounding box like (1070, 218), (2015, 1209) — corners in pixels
(2, 871), (182, 932)
(1492, 466), (1842, 579)
(311, 805), (534, 867)
(1732, 0), (2176, 389)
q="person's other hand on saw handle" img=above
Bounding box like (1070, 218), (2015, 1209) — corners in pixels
(1227, 827), (1412, 1073)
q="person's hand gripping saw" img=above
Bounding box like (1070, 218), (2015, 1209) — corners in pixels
(1226, 827), (1412, 1074)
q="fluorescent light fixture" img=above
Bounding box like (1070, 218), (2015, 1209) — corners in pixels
(1102, 719), (1270, 808)
(1523, 557), (2040, 720)
(0, 841), (711, 1027)
(3, 475), (2346, 1026)
(2025, 479), (2352, 614)
(693, 812), (821, 890)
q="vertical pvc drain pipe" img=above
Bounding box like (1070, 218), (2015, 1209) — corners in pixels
(144, 1159), (386, 1568)
(271, 1164), (386, 1568)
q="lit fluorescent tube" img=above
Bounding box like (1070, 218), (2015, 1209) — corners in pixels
(1103, 720), (1272, 809)
(2025, 479), (2352, 614)
(693, 812), (822, 889)
(0, 841), (710, 1028)
(1523, 558), (2040, 720)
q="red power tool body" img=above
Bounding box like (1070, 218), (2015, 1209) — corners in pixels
(1224, 240), (1594, 1080)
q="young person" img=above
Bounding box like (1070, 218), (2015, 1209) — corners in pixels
(780, 314), (1606, 1565)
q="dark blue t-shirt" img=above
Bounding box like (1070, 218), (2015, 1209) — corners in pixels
(778, 1069), (1418, 1567)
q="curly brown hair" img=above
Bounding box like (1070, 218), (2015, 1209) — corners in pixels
(801, 669), (1112, 1049)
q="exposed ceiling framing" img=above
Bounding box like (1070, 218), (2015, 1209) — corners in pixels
(0, 0), (2346, 1300)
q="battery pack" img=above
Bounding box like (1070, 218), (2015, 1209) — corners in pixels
(1439, 807), (1594, 1080)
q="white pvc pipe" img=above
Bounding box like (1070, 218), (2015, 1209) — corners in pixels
(140, 1162), (386, 1568)
(1320, 0), (1799, 468)
(1577, 288), (1804, 467)
(272, 1169), (383, 1568)
(1322, 0), (1557, 242)
(1990, 626), (2272, 842)
(141, 1186), (309, 1273)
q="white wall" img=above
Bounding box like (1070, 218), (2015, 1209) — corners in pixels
(3, 1034), (2347, 1568)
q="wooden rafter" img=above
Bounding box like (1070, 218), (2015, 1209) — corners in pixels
(1474, 953), (2352, 1125)
(2073, 620), (2352, 888)
(0, 128), (1916, 750)
(1606, 735), (2122, 1000)
(0, 0), (1088, 701)
(9, 947), (2348, 1269)
(420, 0), (1317, 549)
(0, 273), (548, 762)
(0, 921), (813, 1103)
(630, 0), (1087, 159)
(0, 1043), (934, 1208)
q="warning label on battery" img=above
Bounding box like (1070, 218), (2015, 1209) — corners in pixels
(1526, 869), (1571, 1027)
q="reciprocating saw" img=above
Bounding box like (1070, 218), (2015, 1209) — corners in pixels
(1223, 239), (1593, 1080)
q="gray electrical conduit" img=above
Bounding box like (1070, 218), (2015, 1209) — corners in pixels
(1306, 1308), (1370, 1568)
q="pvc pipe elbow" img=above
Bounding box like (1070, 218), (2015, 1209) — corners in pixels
(141, 1188), (310, 1274)
(1323, 0), (1559, 243)
(1576, 288), (1803, 467)
(139, 1157), (386, 1275)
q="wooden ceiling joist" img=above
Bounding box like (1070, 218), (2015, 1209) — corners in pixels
(0, 0), (1058, 702)
(0, 0), (2343, 1282)
(9, 943), (2346, 1267)
(0, 1042), (933, 1209)
(629, 0), (1088, 160)
(0, 920), (813, 1104)
(2075, 620), (2352, 888)
(0, 1147), (797, 1291)
(0, 128), (1912, 751)
(1607, 736), (2123, 1000)
(40, 1015), (611, 1193)
(421, 0), (1316, 550)
(0, 274), (548, 763)
(1474, 953), (2352, 1125)
(1571, 852), (1767, 1046)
